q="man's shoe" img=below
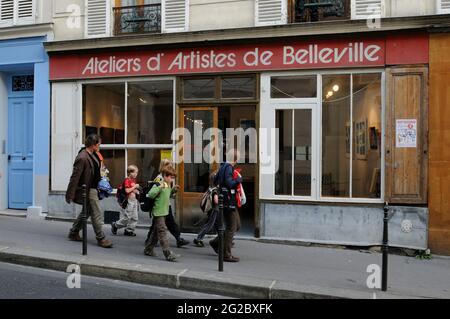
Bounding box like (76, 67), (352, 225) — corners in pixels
(224, 256), (240, 263)
(193, 239), (204, 247)
(97, 239), (113, 248)
(124, 230), (137, 237)
(163, 250), (180, 262)
(68, 232), (82, 242)
(111, 222), (118, 235)
(209, 239), (219, 254)
(177, 238), (189, 248)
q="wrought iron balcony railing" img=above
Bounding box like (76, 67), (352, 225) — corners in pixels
(292, 0), (350, 23)
(113, 4), (161, 36)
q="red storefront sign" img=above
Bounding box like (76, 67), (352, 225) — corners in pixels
(49, 34), (428, 80)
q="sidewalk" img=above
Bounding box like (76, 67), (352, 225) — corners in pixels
(0, 215), (449, 299)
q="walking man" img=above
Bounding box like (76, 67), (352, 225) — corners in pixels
(66, 134), (113, 248)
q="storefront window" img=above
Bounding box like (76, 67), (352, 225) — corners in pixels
(127, 81), (173, 144)
(183, 110), (214, 193)
(221, 77), (256, 99)
(102, 150), (126, 188)
(275, 110), (293, 196)
(275, 109), (312, 197)
(82, 83), (125, 142)
(322, 74), (351, 197)
(271, 76), (317, 98)
(321, 73), (382, 199)
(266, 72), (383, 202)
(127, 149), (167, 185)
(82, 80), (174, 188)
(352, 73), (382, 198)
(183, 78), (216, 100)
(294, 109), (312, 197)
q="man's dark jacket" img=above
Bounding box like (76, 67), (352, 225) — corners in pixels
(66, 149), (98, 205)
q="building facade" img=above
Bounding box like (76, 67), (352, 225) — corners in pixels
(0, 0), (52, 214)
(4, 0), (448, 253)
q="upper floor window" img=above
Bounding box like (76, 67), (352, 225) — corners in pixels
(0, 0), (35, 27)
(113, 0), (162, 35)
(290, 0), (350, 23)
(86, 0), (189, 38)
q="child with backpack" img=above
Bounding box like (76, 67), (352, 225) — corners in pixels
(111, 165), (142, 237)
(144, 159), (189, 248)
(193, 172), (220, 247)
(144, 166), (180, 262)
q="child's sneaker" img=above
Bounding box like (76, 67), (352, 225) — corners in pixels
(193, 239), (204, 247)
(124, 230), (137, 237)
(163, 250), (180, 262)
(111, 222), (118, 235)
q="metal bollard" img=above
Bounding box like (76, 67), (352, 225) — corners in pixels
(82, 184), (88, 256)
(218, 193), (225, 272)
(382, 202), (389, 291)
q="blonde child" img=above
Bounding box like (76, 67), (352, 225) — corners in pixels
(112, 165), (141, 237)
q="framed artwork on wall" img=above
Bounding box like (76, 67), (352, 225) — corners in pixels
(369, 127), (378, 150)
(354, 119), (368, 160)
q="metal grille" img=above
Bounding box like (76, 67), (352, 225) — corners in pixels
(113, 4), (161, 36)
(294, 0), (349, 23)
(12, 75), (34, 92)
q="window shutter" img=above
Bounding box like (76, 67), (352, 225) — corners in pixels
(0, 0), (14, 26)
(162, 0), (189, 33)
(85, 0), (111, 38)
(16, 0), (34, 25)
(438, 0), (450, 14)
(255, 0), (286, 26)
(351, 0), (385, 20)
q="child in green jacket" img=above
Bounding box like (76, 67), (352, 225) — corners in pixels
(144, 166), (179, 262)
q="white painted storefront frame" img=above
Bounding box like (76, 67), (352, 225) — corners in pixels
(260, 69), (386, 204)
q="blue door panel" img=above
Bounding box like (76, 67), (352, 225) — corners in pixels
(8, 97), (34, 209)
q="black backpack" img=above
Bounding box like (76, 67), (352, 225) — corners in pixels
(214, 163), (236, 210)
(116, 181), (128, 209)
(139, 181), (160, 213)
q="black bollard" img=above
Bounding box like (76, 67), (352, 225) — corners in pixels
(82, 184), (88, 256)
(382, 202), (389, 291)
(218, 193), (225, 272)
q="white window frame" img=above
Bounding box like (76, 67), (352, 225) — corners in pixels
(76, 76), (176, 180)
(260, 69), (385, 204)
(0, 0), (36, 27)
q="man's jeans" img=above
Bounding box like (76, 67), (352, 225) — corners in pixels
(70, 189), (105, 241)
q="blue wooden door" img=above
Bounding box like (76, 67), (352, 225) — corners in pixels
(8, 97), (34, 209)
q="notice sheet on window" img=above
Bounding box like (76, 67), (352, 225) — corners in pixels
(396, 119), (417, 148)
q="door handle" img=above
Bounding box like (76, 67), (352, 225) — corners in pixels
(22, 157), (26, 161)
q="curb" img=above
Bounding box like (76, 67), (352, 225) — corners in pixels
(0, 246), (420, 299)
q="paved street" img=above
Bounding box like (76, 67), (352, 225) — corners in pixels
(0, 261), (227, 299)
